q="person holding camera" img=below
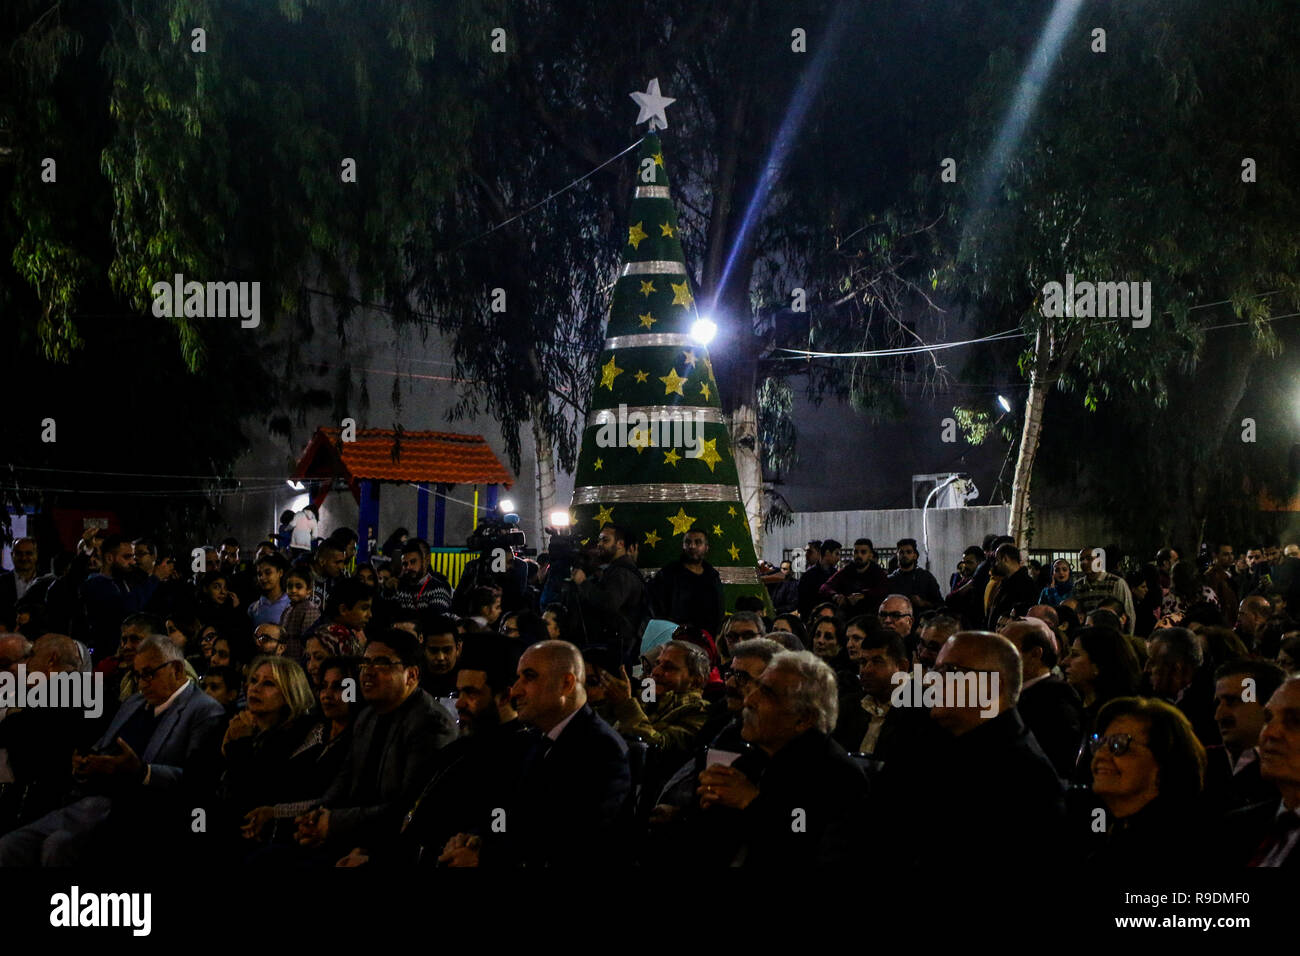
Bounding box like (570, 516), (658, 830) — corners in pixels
(569, 523), (649, 665)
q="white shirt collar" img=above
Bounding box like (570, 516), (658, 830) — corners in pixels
(152, 678), (191, 716)
(546, 705), (582, 742)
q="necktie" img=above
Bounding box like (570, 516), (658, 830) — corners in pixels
(1248, 811), (1300, 866)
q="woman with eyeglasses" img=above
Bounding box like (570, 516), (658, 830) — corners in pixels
(1078, 697), (1206, 867)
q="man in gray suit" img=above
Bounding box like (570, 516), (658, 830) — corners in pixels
(294, 628), (456, 859)
(0, 635), (226, 865)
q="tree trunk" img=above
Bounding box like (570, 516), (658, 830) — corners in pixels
(729, 403), (764, 557)
(1008, 328), (1052, 550)
(531, 399), (557, 544)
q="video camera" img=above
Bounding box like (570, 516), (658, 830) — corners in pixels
(466, 515), (526, 554)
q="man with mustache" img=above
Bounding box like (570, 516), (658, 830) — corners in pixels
(1203, 660), (1285, 813)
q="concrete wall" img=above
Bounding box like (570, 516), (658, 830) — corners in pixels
(221, 296), (540, 555)
(764, 505), (1011, 586)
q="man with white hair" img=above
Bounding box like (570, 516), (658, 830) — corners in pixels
(1000, 617), (1083, 778)
(694, 649), (870, 866)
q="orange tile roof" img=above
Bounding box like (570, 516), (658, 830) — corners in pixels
(293, 427), (513, 487)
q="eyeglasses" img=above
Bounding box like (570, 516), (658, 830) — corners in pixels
(1089, 733), (1145, 757)
(724, 669), (755, 687)
(729, 629), (760, 639)
(878, 611), (911, 620)
(135, 661), (177, 683)
(359, 657), (406, 669)
(255, 633), (284, 644)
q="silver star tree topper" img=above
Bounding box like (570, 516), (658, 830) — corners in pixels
(630, 78), (676, 131)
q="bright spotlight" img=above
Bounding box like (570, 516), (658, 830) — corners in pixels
(498, 498), (516, 513)
(997, 395), (1012, 414)
(549, 511), (571, 528)
(691, 317), (717, 345)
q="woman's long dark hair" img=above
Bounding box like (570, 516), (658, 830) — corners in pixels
(1075, 626), (1142, 705)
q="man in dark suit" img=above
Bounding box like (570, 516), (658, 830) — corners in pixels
(1204, 660), (1285, 814)
(1000, 618), (1083, 778)
(440, 640), (630, 867)
(695, 649), (871, 866)
(885, 631), (1067, 868)
(984, 544), (1041, 629)
(1147, 627), (1219, 746)
(294, 628), (456, 858)
(833, 627), (942, 766)
(1220, 677), (1300, 867)
(0, 635), (225, 865)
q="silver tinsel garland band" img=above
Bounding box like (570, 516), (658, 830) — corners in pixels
(621, 260), (687, 276)
(634, 186), (671, 198)
(571, 483), (741, 504)
(586, 406), (727, 428)
(637, 566), (761, 584)
(603, 333), (695, 350)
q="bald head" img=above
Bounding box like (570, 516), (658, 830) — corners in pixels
(1026, 605), (1059, 629)
(1000, 618), (1058, 680)
(511, 640), (588, 732)
(29, 634), (83, 674)
(0, 633), (32, 675)
(931, 631), (1022, 736)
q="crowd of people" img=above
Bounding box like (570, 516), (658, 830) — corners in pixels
(0, 523), (1297, 868)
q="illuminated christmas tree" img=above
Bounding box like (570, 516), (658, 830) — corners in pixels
(567, 80), (768, 615)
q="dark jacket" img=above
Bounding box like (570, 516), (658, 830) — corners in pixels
(648, 560), (724, 636)
(496, 704), (630, 867)
(884, 707), (1067, 867)
(797, 563), (835, 619)
(400, 718), (534, 864)
(1202, 746), (1276, 815)
(831, 695), (945, 766)
(1017, 675), (1085, 779)
(728, 729), (871, 867)
(0, 571), (53, 629)
(1217, 798), (1300, 867)
(75, 572), (159, 659)
(320, 688), (456, 848)
(1077, 794), (1209, 868)
(985, 567), (1040, 628)
(576, 555), (649, 663)
(886, 566), (944, 610)
(820, 562), (890, 611)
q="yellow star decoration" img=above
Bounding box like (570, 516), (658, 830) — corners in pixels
(697, 437), (723, 472)
(712, 524), (723, 537)
(727, 542), (741, 561)
(700, 382), (711, 401)
(595, 504), (614, 526)
(639, 280), (657, 297)
(628, 221), (648, 250)
(727, 506), (737, 517)
(681, 349), (697, 365)
(634, 369), (649, 383)
(643, 529), (661, 548)
(667, 507), (696, 536)
(660, 222), (674, 237)
(653, 151), (664, 168)
(670, 281), (694, 308)
(629, 427), (652, 454)
(663, 448), (681, 467)
(660, 367), (688, 396)
(639, 312), (656, 329)
(593, 457), (603, 471)
(600, 355), (624, 390)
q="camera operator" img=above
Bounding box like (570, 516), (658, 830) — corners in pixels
(452, 539), (531, 617)
(567, 523), (649, 666)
